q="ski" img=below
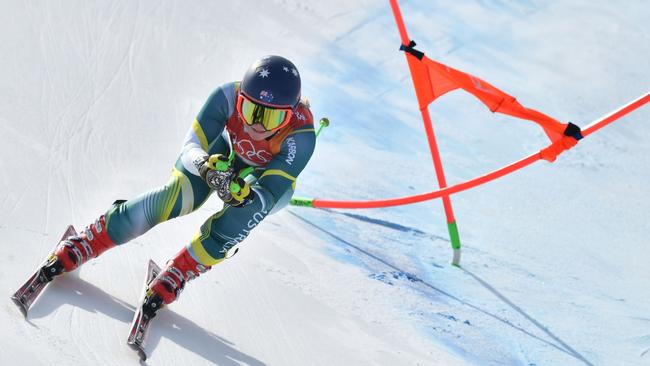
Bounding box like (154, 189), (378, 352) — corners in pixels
(10, 225), (77, 317)
(127, 259), (164, 361)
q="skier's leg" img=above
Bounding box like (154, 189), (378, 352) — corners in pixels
(148, 183), (293, 305)
(53, 133), (234, 274)
(104, 163), (212, 245)
(147, 201), (268, 305)
(52, 163), (212, 273)
(105, 132), (231, 245)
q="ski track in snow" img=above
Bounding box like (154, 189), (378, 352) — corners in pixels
(289, 211), (595, 365)
(2, 1), (649, 365)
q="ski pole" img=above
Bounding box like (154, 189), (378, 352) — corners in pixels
(289, 117), (330, 207)
(316, 117), (330, 137)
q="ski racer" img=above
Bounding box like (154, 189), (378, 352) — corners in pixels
(48, 55), (315, 310)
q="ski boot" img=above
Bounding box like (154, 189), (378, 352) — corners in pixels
(42, 215), (116, 281)
(142, 247), (211, 318)
(11, 216), (118, 316)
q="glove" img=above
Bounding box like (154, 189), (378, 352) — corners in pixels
(195, 154), (252, 207)
(224, 175), (252, 207)
(196, 154), (232, 191)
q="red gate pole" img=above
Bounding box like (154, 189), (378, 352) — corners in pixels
(389, 0), (462, 265)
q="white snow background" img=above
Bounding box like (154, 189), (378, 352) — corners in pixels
(1, 1), (649, 365)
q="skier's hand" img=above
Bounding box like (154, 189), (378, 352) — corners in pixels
(195, 154), (252, 207)
(196, 154), (233, 192)
(221, 175), (252, 207)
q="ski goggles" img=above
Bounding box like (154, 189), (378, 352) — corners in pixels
(236, 93), (293, 132)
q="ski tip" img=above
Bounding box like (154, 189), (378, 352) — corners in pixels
(147, 259), (159, 267)
(128, 343), (147, 362)
(10, 295), (29, 318)
(147, 259), (161, 273)
(64, 224), (78, 237)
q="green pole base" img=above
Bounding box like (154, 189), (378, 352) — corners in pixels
(447, 221), (462, 266)
(290, 197), (315, 208)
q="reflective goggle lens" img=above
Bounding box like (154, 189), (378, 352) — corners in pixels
(238, 96), (291, 131)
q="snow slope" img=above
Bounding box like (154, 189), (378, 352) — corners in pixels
(1, 1), (649, 365)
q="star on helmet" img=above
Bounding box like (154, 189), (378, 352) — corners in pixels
(258, 68), (270, 78)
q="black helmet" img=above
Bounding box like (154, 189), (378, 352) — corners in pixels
(240, 55), (301, 108)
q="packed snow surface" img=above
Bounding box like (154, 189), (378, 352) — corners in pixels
(1, 1), (649, 365)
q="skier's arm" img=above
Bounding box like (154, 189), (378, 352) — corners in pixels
(180, 82), (237, 176)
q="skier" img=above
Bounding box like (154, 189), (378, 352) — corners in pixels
(46, 55), (315, 312)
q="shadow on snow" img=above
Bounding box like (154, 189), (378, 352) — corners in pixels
(25, 274), (266, 366)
